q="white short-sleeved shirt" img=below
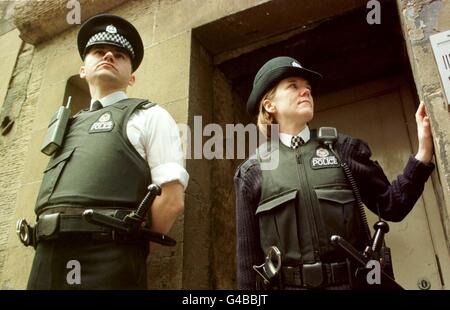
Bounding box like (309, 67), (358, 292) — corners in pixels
(91, 91), (189, 189)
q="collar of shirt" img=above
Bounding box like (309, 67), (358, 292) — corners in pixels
(90, 91), (128, 110)
(279, 125), (310, 147)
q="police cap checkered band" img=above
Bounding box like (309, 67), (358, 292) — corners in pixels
(78, 14), (144, 71)
(86, 31), (135, 59)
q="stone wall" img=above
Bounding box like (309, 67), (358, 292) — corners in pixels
(209, 66), (254, 288)
(14, 0), (127, 45)
(0, 40), (42, 289)
(0, 1), (16, 36)
(0, 1), (34, 289)
(397, 0), (450, 248)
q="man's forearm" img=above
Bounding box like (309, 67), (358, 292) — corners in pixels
(149, 181), (184, 234)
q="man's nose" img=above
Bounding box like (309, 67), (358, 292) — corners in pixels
(103, 51), (114, 61)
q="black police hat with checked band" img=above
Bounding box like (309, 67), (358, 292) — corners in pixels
(247, 56), (323, 115)
(77, 14), (143, 72)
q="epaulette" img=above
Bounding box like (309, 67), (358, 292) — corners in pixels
(140, 101), (156, 109)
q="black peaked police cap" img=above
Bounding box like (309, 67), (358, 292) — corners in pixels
(247, 56), (322, 115)
(77, 14), (144, 72)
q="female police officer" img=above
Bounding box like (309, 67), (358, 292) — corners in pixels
(234, 56), (434, 289)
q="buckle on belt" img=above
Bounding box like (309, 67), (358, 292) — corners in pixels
(253, 246), (282, 285)
(302, 262), (324, 288)
(16, 218), (36, 248)
(17, 213), (61, 248)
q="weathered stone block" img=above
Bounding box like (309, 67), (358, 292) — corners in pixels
(20, 128), (49, 184)
(130, 32), (190, 104)
(34, 81), (66, 131)
(14, 0), (128, 45)
(42, 50), (83, 90)
(1, 181), (41, 289)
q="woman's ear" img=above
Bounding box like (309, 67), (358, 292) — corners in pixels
(262, 99), (276, 114)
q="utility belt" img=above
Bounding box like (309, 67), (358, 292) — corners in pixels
(281, 261), (350, 288)
(18, 185), (175, 248)
(253, 246), (352, 289)
(17, 206), (171, 248)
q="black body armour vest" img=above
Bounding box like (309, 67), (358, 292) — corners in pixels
(35, 98), (152, 215)
(256, 130), (365, 266)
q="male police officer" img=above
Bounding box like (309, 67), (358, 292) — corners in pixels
(235, 56), (434, 289)
(25, 14), (188, 289)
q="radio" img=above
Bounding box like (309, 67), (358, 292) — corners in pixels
(41, 96), (72, 156)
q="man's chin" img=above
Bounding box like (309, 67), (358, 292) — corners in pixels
(94, 73), (119, 83)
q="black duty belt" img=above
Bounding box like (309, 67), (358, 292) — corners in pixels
(281, 261), (350, 288)
(18, 207), (176, 248)
(34, 210), (141, 245)
(38, 206), (132, 217)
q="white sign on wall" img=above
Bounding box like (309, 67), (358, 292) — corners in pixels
(430, 30), (450, 112)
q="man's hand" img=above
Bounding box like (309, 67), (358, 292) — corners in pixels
(414, 101), (434, 164)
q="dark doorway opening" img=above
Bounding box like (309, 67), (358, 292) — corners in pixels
(217, 0), (411, 105)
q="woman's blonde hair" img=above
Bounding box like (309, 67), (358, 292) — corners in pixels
(257, 84), (278, 138)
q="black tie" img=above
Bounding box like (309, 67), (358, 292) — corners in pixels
(291, 136), (304, 149)
(91, 100), (103, 111)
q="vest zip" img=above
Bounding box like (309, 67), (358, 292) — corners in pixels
(296, 147), (321, 261)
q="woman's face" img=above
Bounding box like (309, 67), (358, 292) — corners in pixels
(264, 76), (314, 129)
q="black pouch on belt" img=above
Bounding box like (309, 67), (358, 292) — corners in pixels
(36, 213), (60, 241)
